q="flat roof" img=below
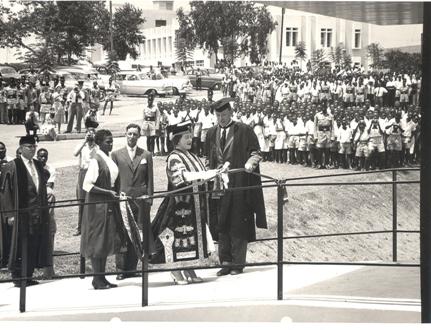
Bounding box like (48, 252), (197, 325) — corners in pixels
(263, 1), (423, 25)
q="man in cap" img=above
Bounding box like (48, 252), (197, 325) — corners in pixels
(0, 135), (51, 285)
(142, 93), (160, 155)
(205, 98), (267, 276)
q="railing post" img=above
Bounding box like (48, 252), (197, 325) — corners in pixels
(19, 214), (28, 313)
(392, 170), (398, 262)
(79, 256), (85, 279)
(142, 203), (149, 307)
(277, 181), (284, 300)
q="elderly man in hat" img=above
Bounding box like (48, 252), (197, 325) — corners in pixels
(205, 98), (267, 276)
(0, 135), (51, 286)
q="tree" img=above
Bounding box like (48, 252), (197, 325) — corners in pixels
(294, 41), (307, 69)
(383, 50), (421, 73)
(0, 1), (109, 66)
(174, 36), (194, 67)
(107, 3), (146, 61)
(330, 43), (344, 68)
(176, 2), (276, 65)
(311, 49), (326, 73)
(342, 49), (352, 69)
(367, 42), (384, 69)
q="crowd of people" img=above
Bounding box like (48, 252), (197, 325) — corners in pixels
(0, 69), (120, 140)
(146, 65), (421, 171)
(0, 62), (422, 291)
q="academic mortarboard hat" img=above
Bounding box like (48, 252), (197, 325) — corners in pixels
(168, 121), (193, 141)
(211, 97), (234, 113)
(19, 135), (37, 145)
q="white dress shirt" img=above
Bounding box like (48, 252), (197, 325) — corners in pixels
(127, 146), (136, 161)
(22, 155), (39, 192)
(83, 150), (119, 192)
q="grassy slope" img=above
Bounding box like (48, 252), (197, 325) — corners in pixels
(0, 159), (419, 280)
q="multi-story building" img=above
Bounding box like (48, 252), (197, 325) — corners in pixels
(0, 1), (423, 72)
(120, 1), (422, 70)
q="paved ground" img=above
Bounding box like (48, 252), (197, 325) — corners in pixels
(0, 90), (422, 323)
(0, 264), (421, 322)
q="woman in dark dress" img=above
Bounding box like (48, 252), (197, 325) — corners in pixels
(151, 121), (220, 285)
(80, 129), (126, 290)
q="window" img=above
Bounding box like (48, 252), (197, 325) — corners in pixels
(286, 27), (298, 47)
(320, 28), (333, 47)
(354, 29), (361, 48)
(195, 60), (204, 66)
(155, 20), (167, 27)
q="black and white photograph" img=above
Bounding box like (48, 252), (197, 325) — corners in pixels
(0, 0), (427, 326)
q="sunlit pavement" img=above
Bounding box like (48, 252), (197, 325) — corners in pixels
(0, 264), (420, 322)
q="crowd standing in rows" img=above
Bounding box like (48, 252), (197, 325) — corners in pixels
(0, 68), (119, 139)
(0, 62), (422, 289)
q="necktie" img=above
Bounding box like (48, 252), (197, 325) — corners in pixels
(75, 91), (79, 103)
(28, 160), (38, 191)
(129, 148), (135, 160)
(220, 128), (226, 150)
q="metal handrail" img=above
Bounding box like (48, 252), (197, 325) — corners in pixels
(1, 167), (419, 313)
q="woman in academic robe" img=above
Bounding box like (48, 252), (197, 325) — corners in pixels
(80, 129), (126, 290)
(151, 121), (220, 285)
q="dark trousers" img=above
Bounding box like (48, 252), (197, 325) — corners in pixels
(91, 257), (107, 285)
(67, 103), (83, 133)
(0, 103), (7, 124)
(11, 225), (42, 282)
(218, 232), (248, 271)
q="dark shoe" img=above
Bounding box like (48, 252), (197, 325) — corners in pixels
(14, 280), (39, 287)
(92, 280), (110, 290)
(104, 280), (118, 288)
(230, 269), (243, 275)
(64, 131), (71, 133)
(216, 268), (231, 276)
(116, 272), (136, 280)
(116, 274), (128, 280)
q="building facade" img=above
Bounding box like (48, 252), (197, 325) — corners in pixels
(0, 1), (423, 72)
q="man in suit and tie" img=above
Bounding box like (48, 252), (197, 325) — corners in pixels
(205, 98), (267, 276)
(111, 123), (154, 280)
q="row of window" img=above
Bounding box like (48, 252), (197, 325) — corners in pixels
(286, 27), (361, 48)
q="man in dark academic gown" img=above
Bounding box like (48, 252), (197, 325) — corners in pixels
(0, 135), (51, 286)
(205, 97), (267, 276)
(0, 141), (13, 268)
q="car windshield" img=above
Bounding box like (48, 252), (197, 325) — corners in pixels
(1, 67), (16, 74)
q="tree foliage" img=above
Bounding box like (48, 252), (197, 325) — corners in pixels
(330, 43), (344, 67)
(295, 42), (307, 61)
(0, 1), (109, 66)
(104, 3), (146, 61)
(0, 1), (145, 66)
(311, 49), (327, 72)
(175, 35), (194, 66)
(383, 50), (421, 73)
(176, 2), (276, 65)
(367, 42), (385, 69)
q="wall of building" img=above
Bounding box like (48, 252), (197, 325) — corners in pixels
(264, 5), (421, 70)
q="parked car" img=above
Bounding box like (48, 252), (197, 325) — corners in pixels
(186, 68), (224, 90)
(0, 66), (21, 80)
(115, 71), (192, 96)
